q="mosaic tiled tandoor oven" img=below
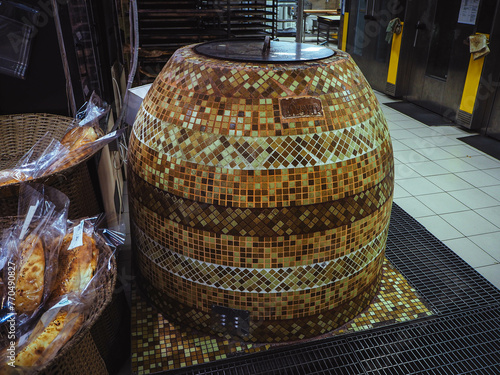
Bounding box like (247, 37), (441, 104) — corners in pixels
(128, 43), (394, 342)
(131, 259), (433, 373)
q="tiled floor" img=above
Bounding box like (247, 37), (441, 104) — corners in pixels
(374, 91), (500, 290)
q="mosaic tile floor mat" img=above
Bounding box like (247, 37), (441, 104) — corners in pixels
(131, 258), (433, 374)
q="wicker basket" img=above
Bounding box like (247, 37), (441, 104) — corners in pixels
(0, 216), (117, 374)
(0, 113), (101, 220)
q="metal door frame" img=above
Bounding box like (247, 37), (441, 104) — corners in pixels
(345, 0), (405, 92)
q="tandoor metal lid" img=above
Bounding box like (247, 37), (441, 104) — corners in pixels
(194, 39), (335, 63)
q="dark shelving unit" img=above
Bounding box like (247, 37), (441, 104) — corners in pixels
(136, 0), (277, 84)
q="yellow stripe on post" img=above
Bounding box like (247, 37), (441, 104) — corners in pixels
(341, 12), (349, 51)
(387, 23), (404, 85)
(459, 54), (486, 114)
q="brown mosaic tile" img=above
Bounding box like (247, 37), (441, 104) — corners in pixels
(134, 256), (384, 342)
(133, 222), (388, 318)
(131, 259), (434, 374)
(130, 198), (393, 267)
(128, 136), (393, 208)
(128, 43), (394, 343)
(140, 49), (378, 137)
(129, 168), (393, 236)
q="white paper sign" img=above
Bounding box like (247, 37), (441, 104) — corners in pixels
(68, 220), (85, 250)
(458, 0), (480, 25)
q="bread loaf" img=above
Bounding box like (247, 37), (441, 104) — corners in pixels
(15, 234), (45, 314)
(50, 232), (98, 300)
(60, 125), (100, 151)
(14, 311), (83, 367)
(0, 169), (27, 187)
(45, 125), (102, 174)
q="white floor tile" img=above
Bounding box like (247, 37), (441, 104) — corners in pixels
(442, 145), (481, 158)
(396, 177), (443, 196)
(380, 105), (400, 114)
(480, 185), (500, 200)
(441, 211), (499, 236)
(393, 149), (429, 164)
(393, 183), (412, 199)
(393, 119), (428, 130)
(469, 232), (500, 261)
(484, 168), (500, 180)
(376, 92), (500, 288)
(394, 164), (421, 180)
(432, 126), (470, 137)
(393, 120), (428, 130)
(426, 174), (474, 192)
(399, 137), (436, 149)
(427, 136), (462, 147)
(378, 95), (400, 104)
(393, 197), (435, 218)
(464, 155), (500, 170)
(416, 147), (454, 161)
(444, 238), (497, 268)
(449, 188), (500, 209)
(387, 122), (403, 131)
(439, 158), (478, 173)
(390, 129), (419, 140)
(416, 193), (469, 214)
(475, 264), (500, 290)
(408, 127), (443, 138)
(476, 206), (500, 227)
(391, 139), (411, 151)
(383, 112), (414, 121)
(407, 161), (450, 177)
(417, 215), (463, 241)
(455, 170), (500, 187)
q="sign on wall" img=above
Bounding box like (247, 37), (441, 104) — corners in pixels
(458, 0), (481, 25)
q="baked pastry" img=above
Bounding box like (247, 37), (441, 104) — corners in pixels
(14, 311), (83, 367)
(15, 234), (45, 315)
(50, 232), (98, 300)
(60, 125), (100, 151)
(45, 125), (102, 174)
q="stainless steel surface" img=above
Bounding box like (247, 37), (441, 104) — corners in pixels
(194, 40), (335, 62)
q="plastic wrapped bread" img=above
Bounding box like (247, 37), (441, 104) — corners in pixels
(50, 230), (98, 301)
(15, 234), (45, 315)
(14, 309), (84, 368)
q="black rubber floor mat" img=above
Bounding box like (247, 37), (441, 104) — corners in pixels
(160, 203), (500, 375)
(458, 134), (500, 161)
(384, 102), (453, 126)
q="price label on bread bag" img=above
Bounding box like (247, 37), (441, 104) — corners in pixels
(68, 220), (85, 250)
(40, 296), (70, 326)
(20, 202), (39, 240)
